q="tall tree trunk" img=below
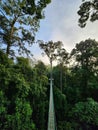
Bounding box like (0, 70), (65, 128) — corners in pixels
(6, 17), (18, 56)
(60, 63), (63, 93)
(6, 43), (10, 55)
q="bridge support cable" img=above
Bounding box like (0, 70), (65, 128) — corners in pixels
(47, 59), (57, 130)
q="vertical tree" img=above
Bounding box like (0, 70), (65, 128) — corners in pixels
(57, 48), (68, 92)
(0, 0), (51, 56)
(39, 40), (63, 81)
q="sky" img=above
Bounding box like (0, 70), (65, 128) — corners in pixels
(31, 0), (98, 64)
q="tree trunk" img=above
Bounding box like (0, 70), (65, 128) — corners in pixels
(6, 17), (18, 56)
(60, 63), (63, 93)
(6, 43), (10, 55)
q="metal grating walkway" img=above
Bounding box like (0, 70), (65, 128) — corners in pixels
(47, 80), (56, 130)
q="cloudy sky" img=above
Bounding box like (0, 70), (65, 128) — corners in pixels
(31, 0), (98, 64)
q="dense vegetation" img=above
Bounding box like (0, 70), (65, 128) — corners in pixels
(0, 39), (98, 130)
(0, 0), (98, 130)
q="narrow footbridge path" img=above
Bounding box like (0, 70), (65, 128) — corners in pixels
(47, 79), (57, 130)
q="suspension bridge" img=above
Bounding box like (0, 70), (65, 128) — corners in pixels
(47, 60), (57, 130)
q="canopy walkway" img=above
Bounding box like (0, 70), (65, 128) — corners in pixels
(47, 56), (57, 130)
(48, 76), (57, 130)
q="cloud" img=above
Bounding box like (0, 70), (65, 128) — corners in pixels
(33, 0), (98, 63)
(47, 0), (98, 50)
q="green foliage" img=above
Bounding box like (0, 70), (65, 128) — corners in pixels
(69, 98), (98, 129)
(0, 38), (98, 130)
(39, 40), (63, 62)
(30, 63), (48, 130)
(0, 52), (49, 130)
(1, 1), (96, 129)
(54, 87), (67, 129)
(0, 50), (13, 66)
(78, 0), (98, 27)
(71, 39), (98, 67)
(70, 39), (98, 98)
(7, 99), (35, 130)
(0, 0), (51, 56)
(53, 65), (67, 92)
(0, 90), (8, 129)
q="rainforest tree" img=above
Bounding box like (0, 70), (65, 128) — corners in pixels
(0, 0), (51, 56)
(70, 39), (98, 99)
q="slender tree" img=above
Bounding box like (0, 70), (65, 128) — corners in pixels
(57, 48), (68, 92)
(39, 40), (63, 73)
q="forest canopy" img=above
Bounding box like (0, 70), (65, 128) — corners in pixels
(0, 38), (98, 130)
(0, 0), (98, 130)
